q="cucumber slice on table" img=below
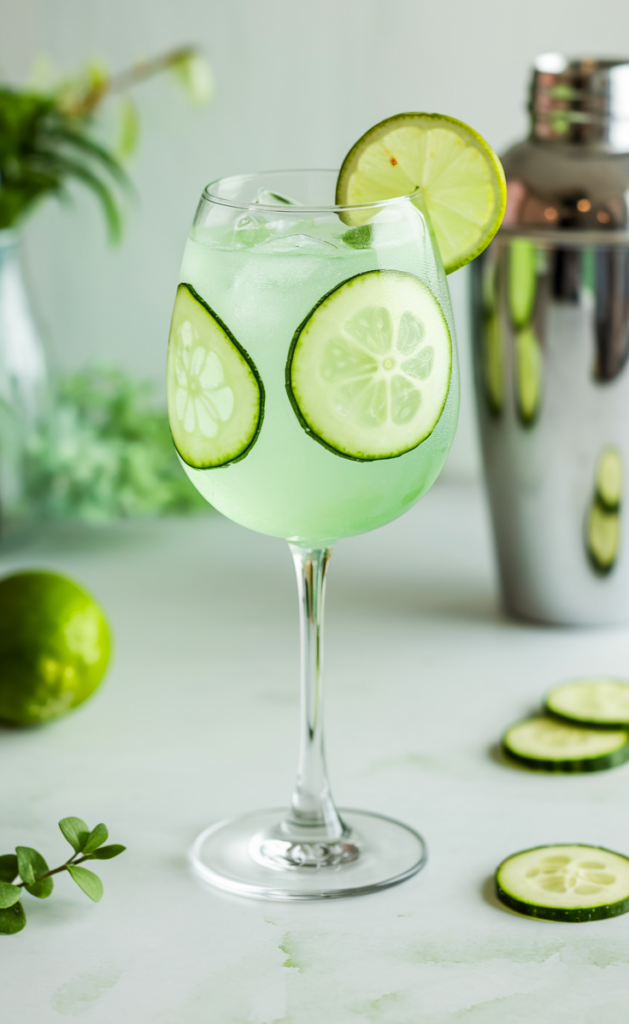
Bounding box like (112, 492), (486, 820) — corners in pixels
(596, 448), (622, 511)
(167, 284), (264, 469)
(286, 270), (452, 461)
(546, 679), (629, 727)
(496, 844), (629, 922)
(502, 717), (629, 772)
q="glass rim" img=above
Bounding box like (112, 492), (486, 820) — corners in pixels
(202, 170), (421, 214)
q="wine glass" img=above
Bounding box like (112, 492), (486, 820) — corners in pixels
(167, 170), (459, 899)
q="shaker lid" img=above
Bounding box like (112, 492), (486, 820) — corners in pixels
(531, 55), (629, 151)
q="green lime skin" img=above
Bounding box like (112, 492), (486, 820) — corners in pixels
(0, 571), (111, 726)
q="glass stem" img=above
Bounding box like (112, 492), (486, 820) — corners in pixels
(286, 544), (346, 840)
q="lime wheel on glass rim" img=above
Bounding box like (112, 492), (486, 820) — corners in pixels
(335, 111), (506, 274)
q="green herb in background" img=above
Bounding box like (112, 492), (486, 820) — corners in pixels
(25, 366), (208, 522)
(0, 816), (125, 935)
(0, 46), (212, 239)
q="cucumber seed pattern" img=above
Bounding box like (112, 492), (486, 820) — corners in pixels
(525, 853), (615, 897)
(174, 320), (235, 439)
(167, 284), (264, 469)
(322, 306), (433, 430)
(287, 271), (452, 461)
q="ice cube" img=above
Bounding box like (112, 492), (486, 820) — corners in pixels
(255, 233), (338, 254)
(230, 213), (271, 248)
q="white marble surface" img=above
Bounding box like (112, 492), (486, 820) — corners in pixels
(3, 482), (629, 1023)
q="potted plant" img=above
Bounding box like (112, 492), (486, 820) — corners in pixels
(0, 47), (211, 531)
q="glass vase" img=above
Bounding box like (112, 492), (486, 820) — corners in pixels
(0, 229), (47, 534)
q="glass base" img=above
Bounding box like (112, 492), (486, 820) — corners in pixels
(189, 808), (427, 900)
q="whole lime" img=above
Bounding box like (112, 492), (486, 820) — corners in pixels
(0, 571), (111, 726)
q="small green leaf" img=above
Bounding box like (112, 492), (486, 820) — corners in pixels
(82, 824), (108, 855)
(172, 51), (214, 105)
(0, 855), (18, 883)
(0, 901), (26, 935)
(115, 96), (140, 160)
(16, 847), (48, 887)
(25, 875), (53, 899)
(84, 844), (126, 861)
(85, 58), (109, 92)
(67, 865), (103, 902)
(59, 817), (90, 853)
(0, 882), (22, 909)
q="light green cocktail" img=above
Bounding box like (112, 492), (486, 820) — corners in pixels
(169, 172), (459, 546)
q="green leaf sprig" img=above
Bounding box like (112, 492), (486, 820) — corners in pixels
(0, 816), (125, 935)
(0, 46), (212, 239)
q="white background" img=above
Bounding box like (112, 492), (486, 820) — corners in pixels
(5, 0), (629, 478)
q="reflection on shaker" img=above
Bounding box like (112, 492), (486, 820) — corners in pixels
(481, 254), (504, 416)
(515, 325), (542, 426)
(508, 239), (542, 427)
(509, 239), (537, 327)
(586, 448), (622, 574)
(593, 250), (629, 382)
(552, 248), (581, 303)
(483, 311), (504, 416)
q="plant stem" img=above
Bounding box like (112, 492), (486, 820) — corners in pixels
(107, 48), (195, 98)
(64, 47), (196, 117)
(16, 853), (94, 887)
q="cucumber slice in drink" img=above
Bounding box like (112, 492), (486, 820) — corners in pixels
(596, 448), (622, 511)
(502, 717), (629, 772)
(546, 679), (629, 727)
(587, 501), (620, 574)
(167, 284), (264, 469)
(286, 270), (452, 461)
(515, 325), (542, 426)
(496, 844), (629, 922)
(336, 112), (506, 274)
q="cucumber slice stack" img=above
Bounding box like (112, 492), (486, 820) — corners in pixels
(502, 717), (629, 772)
(286, 270), (452, 461)
(167, 284), (264, 469)
(496, 844), (629, 922)
(546, 678), (629, 727)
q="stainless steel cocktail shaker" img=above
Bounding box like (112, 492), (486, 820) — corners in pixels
(471, 55), (629, 625)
